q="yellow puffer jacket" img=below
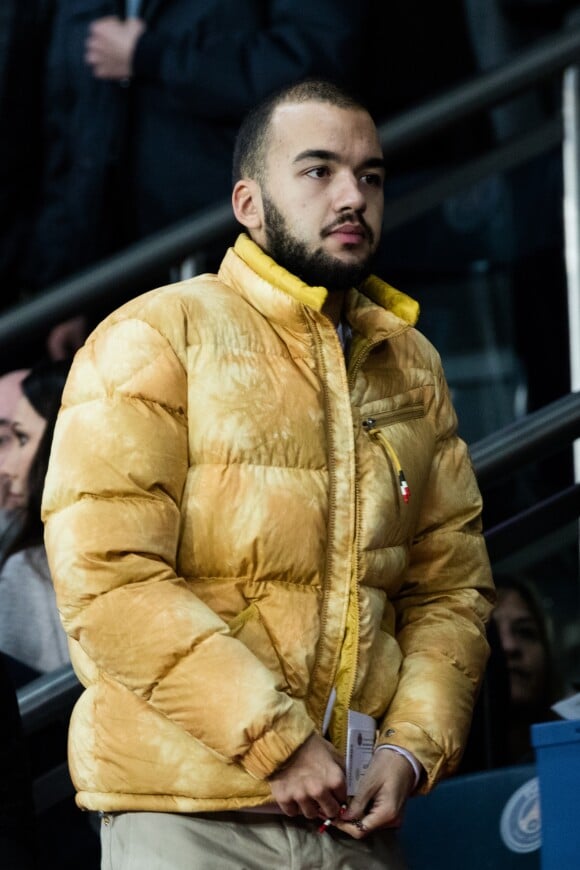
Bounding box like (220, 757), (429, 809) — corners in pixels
(43, 234), (494, 813)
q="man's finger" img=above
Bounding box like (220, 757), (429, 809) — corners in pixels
(277, 798), (301, 817)
(342, 784), (370, 823)
(331, 817), (368, 840)
(298, 796), (323, 820)
(315, 791), (344, 821)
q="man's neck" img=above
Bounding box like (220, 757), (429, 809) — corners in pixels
(322, 290), (346, 327)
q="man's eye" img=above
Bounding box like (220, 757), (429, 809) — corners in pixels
(306, 166), (329, 179)
(362, 173), (383, 187)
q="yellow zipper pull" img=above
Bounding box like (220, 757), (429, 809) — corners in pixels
(362, 419), (410, 504)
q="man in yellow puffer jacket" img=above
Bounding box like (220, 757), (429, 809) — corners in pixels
(42, 79), (495, 869)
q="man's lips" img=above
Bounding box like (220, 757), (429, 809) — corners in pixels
(326, 223), (368, 244)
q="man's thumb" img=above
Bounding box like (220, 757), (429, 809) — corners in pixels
(341, 791), (367, 822)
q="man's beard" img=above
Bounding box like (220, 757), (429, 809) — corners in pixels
(262, 195), (376, 292)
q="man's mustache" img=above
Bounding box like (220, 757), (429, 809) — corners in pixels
(321, 212), (374, 244)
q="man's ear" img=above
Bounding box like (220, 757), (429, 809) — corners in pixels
(232, 179), (264, 231)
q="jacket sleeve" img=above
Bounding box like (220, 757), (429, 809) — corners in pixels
(42, 312), (314, 781)
(132, 0), (368, 119)
(378, 355), (495, 792)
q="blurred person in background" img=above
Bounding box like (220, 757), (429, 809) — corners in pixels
(463, 0), (580, 142)
(0, 360), (71, 687)
(462, 0), (576, 428)
(492, 574), (562, 763)
(0, 361), (100, 869)
(26, 0), (369, 295)
(0, 0), (55, 311)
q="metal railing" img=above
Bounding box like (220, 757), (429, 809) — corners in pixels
(18, 662), (82, 736)
(471, 390), (580, 486)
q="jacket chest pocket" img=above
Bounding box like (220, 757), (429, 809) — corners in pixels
(361, 401), (425, 430)
(361, 401), (426, 505)
(357, 395), (438, 550)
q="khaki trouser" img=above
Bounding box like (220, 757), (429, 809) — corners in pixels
(100, 810), (409, 869)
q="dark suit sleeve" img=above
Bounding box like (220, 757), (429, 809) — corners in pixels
(132, 0), (369, 119)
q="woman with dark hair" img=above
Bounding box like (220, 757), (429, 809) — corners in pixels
(492, 574), (562, 763)
(0, 359), (100, 870)
(0, 359), (71, 685)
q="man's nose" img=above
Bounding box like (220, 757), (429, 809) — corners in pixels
(333, 173), (366, 212)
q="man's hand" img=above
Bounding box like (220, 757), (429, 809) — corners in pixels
(85, 16), (146, 80)
(334, 749), (415, 839)
(269, 733), (347, 820)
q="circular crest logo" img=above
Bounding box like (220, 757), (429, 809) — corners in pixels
(500, 777), (541, 854)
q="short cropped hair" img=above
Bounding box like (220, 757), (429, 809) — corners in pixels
(232, 79), (367, 185)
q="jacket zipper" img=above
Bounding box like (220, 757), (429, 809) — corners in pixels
(336, 479), (363, 755)
(347, 338), (374, 390)
(303, 311), (341, 734)
(331, 337), (383, 750)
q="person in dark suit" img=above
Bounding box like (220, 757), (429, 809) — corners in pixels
(0, 0), (55, 311)
(27, 0), (369, 294)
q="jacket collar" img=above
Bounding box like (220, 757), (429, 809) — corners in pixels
(228, 233), (419, 332)
(233, 234), (329, 312)
(359, 275), (419, 327)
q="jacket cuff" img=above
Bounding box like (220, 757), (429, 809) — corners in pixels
(242, 705), (316, 781)
(374, 744), (422, 790)
(377, 721), (457, 794)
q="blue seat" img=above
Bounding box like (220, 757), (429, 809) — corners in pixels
(398, 764), (540, 869)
